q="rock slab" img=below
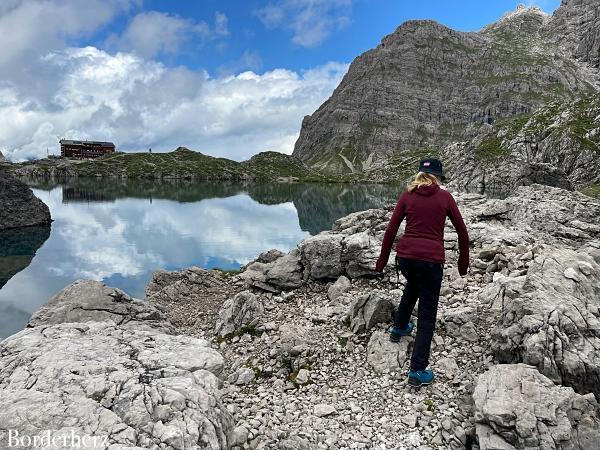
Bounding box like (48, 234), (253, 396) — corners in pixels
(473, 364), (600, 450)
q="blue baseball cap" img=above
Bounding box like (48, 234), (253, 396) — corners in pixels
(419, 158), (445, 181)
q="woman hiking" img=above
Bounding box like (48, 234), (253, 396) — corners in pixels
(375, 158), (469, 387)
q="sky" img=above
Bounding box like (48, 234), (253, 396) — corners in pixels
(0, 0), (561, 162)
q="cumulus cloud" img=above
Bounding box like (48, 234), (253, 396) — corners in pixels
(256, 0), (353, 47)
(1, 46), (348, 161)
(107, 11), (229, 58)
(0, 1), (348, 162)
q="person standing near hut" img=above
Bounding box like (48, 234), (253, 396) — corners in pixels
(375, 159), (469, 386)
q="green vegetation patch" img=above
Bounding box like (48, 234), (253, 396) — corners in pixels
(581, 184), (600, 199)
(475, 136), (511, 160)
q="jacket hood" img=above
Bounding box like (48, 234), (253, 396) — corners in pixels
(413, 184), (441, 196)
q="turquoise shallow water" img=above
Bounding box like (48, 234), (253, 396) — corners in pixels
(0, 180), (401, 339)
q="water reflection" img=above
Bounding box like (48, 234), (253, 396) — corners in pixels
(0, 226), (51, 289)
(0, 180), (401, 339)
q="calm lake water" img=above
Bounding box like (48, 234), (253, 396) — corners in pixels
(0, 179), (401, 339)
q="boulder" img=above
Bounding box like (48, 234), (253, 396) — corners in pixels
(299, 234), (344, 280)
(0, 168), (51, 230)
(28, 280), (172, 333)
(341, 231), (381, 278)
(277, 325), (316, 357)
(240, 248), (285, 271)
(366, 330), (411, 373)
(239, 249), (303, 293)
(473, 364), (600, 450)
(328, 275), (352, 302)
(348, 291), (394, 333)
(0, 321), (233, 450)
(490, 247), (600, 396)
(215, 291), (264, 338)
(439, 306), (479, 343)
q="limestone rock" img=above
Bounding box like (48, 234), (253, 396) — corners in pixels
(215, 291), (264, 338)
(473, 364), (600, 450)
(0, 168), (51, 230)
(145, 266), (225, 302)
(239, 249), (303, 293)
(366, 330), (411, 373)
(340, 231), (381, 278)
(280, 436), (313, 450)
(299, 234), (344, 280)
(440, 307), (479, 343)
(490, 246), (600, 396)
(0, 321), (233, 450)
(348, 291), (394, 333)
(28, 280), (172, 333)
(228, 367), (255, 386)
(328, 275), (351, 301)
(313, 404), (336, 418)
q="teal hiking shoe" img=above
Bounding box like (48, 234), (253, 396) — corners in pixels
(408, 369), (435, 386)
(389, 322), (414, 343)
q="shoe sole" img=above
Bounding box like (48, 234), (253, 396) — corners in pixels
(408, 375), (435, 387)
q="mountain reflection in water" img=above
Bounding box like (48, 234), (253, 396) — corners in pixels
(0, 179), (401, 339)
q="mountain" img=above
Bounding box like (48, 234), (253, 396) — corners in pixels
(292, 2), (600, 191)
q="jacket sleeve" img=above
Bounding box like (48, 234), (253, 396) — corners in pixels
(375, 194), (406, 272)
(447, 194), (470, 276)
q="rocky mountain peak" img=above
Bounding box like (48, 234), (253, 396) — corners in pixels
(292, 2), (599, 184)
(483, 4), (550, 35)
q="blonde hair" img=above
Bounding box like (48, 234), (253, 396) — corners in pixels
(407, 172), (441, 192)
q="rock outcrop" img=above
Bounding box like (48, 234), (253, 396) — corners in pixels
(0, 168), (51, 230)
(445, 96), (600, 192)
(485, 245), (600, 396)
(473, 364), (600, 449)
(215, 291), (264, 338)
(0, 322), (232, 450)
(239, 249), (303, 293)
(348, 291), (394, 333)
(28, 280), (173, 333)
(0, 281), (233, 449)
(292, 3), (599, 184)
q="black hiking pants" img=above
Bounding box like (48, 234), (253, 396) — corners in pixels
(394, 256), (443, 371)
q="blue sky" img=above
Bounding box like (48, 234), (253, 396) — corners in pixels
(86, 0), (562, 75)
(0, 0), (561, 161)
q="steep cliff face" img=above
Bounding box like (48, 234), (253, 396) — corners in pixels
(549, 0), (600, 68)
(293, 5), (599, 179)
(444, 96), (600, 193)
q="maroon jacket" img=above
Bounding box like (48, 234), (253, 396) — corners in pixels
(375, 184), (470, 275)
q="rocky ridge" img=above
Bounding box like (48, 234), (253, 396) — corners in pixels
(1, 184), (599, 449)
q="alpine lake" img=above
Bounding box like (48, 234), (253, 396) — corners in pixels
(0, 179), (401, 339)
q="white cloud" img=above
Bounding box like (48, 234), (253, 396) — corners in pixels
(107, 10), (229, 59)
(256, 0), (353, 47)
(0, 1), (348, 162)
(1, 46), (348, 161)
